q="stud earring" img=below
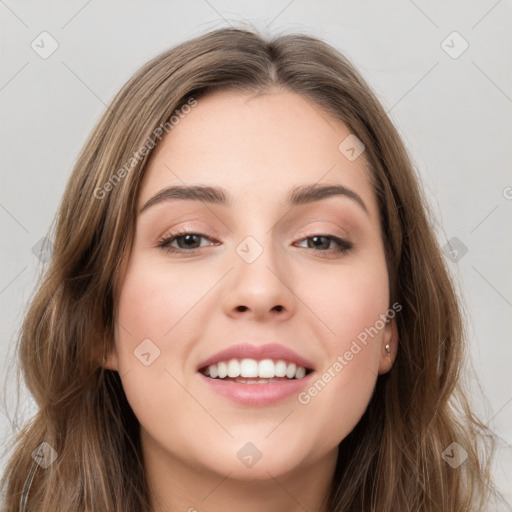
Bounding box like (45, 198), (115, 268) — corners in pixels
(385, 343), (391, 356)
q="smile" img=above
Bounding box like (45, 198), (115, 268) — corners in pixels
(199, 358), (313, 381)
(196, 342), (316, 405)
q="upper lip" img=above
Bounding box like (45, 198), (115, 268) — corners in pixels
(196, 343), (315, 372)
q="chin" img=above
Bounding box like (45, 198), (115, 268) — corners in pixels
(184, 437), (312, 480)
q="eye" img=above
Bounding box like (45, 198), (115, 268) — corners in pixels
(157, 231), (219, 253)
(295, 234), (353, 255)
(157, 231), (353, 256)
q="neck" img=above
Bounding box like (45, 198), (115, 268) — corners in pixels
(142, 432), (337, 512)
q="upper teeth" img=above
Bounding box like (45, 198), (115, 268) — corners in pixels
(202, 358), (308, 379)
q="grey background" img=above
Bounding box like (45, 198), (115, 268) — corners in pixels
(1, 0), (511, 506)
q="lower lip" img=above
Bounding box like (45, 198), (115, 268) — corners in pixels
(198, 372), (315, 406)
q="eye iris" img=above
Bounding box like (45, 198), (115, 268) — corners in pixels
(309, 236), (329, 250)
(178, 234), (201, 249)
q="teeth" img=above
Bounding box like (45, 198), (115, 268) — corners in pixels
(285, 363), (296, 379)
(258, 359), (275, 378)
(295, 366), (306, 379)
(240, 358), (258, 378)
(217, 361), (228, 379)
(202, 358), (310, 380)
(275, 360), (287, 377)
(227, 359), (241, 378)
(234, 377), (280, 384)
(209, 364), (219, 378)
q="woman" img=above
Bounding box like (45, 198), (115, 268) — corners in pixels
(1, 25), (502, 511)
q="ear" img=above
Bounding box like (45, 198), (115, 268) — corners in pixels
(378, 317), (398, 375)
(99, 343), (119, 371)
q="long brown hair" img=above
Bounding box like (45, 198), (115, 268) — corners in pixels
(1, 24), (503, 511)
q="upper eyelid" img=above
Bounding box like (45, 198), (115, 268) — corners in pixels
(158, 228), (350, 239)
(158, 230), (352, 247)
(157, 232), (353, 259)
(158, 218), (352, 238)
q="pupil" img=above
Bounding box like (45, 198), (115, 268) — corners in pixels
(181, 234), (199, 248)
(310, 236), (328, 250)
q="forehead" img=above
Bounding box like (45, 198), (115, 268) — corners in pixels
(139, 89), (377, 217)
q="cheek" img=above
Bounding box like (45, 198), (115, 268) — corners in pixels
(300, 358), (378, 455)
(115, 256), (204, 363)
(113, 257), (200, 439)
(294, 255), (389, 442)
(305, 254), (390, 348)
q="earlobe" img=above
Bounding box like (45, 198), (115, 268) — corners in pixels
(100, 347), (119, 371)
(378, 318), (398, 375)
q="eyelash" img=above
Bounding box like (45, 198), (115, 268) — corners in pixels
(157, 230), (353, 256)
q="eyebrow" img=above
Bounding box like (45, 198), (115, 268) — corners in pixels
(139, 183), (369, 216)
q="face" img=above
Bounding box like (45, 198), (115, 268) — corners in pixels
(105, 89), (397, 484)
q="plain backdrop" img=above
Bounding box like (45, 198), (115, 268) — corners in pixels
(1, 0), (511, 506)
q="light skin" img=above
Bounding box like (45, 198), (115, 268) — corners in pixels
(104, 88), (398, 512)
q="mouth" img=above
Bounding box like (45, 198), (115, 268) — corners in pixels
(199, 358), (314, 383)
(195, 343), (316, 405)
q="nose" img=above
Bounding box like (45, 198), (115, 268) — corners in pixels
(221, 235), (297, 322)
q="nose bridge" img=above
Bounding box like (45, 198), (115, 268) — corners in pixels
(234, 228), (281, 287)
(222, 219), (296, 319)
(230, 197), (282, 266)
